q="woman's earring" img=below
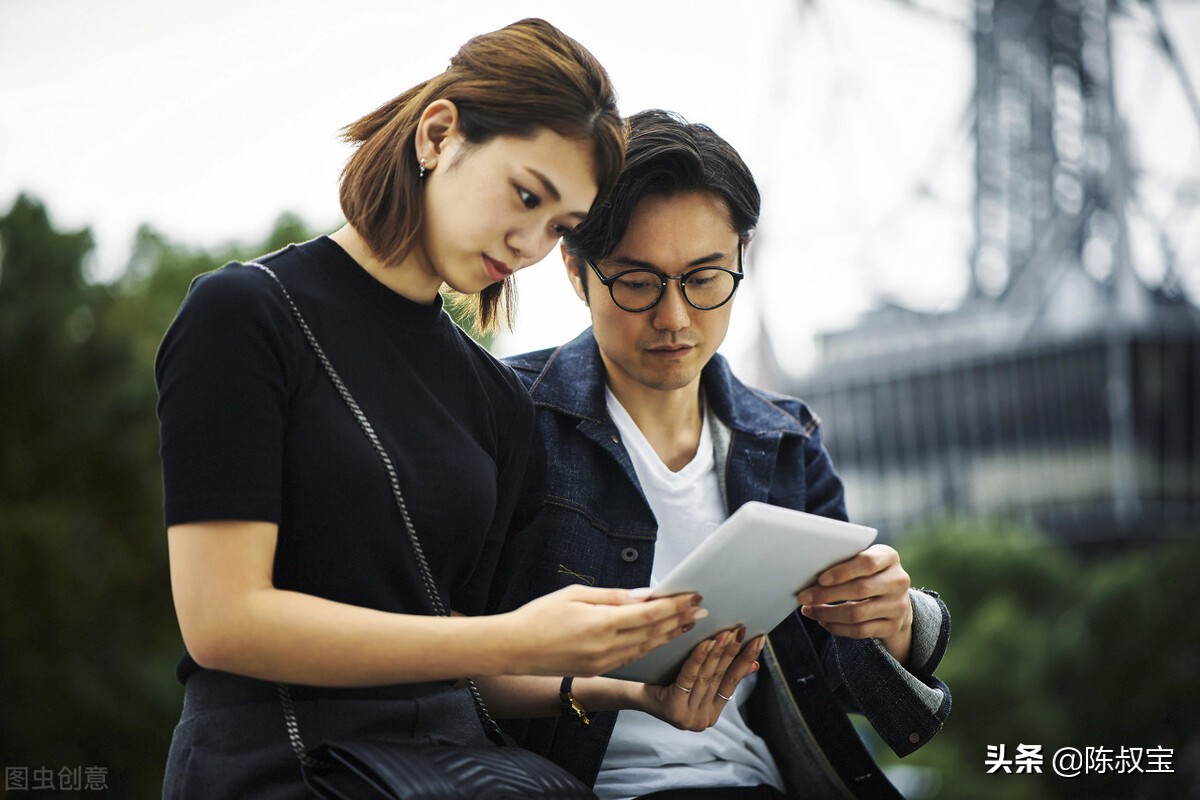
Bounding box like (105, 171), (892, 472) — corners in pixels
(419, 158), (429, 180)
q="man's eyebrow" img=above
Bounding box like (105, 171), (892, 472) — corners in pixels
(610, 251), (729, 270)
(526, 167), (588, 220)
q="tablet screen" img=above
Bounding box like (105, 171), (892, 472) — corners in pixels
(604, 501), (876, 684)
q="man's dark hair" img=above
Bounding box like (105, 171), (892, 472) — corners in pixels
(563, 109), (761, 289)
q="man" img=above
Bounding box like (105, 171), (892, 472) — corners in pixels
(500, 110), (950, 800)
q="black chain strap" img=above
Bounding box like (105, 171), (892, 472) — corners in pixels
(248, 261), (507, 764)
(275, 682), (332, 769)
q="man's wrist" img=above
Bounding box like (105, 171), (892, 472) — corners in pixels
(879, 598), (915, 666)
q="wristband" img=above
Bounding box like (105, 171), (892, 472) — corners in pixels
(558, 677), (590, 726)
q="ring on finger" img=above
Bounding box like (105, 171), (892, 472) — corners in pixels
(716, 691), (732, 701)
(673, 683), (692, 694)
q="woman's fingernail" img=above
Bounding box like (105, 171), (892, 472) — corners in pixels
(629, 587), (652, 600)
(736, 627), (746, 644)
(691, 594), (704, 606)
(692, 608), (709, 621)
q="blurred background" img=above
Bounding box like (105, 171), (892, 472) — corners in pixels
(2, 1), (1198, 797)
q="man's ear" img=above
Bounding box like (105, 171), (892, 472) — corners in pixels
(413, 99), (461, 170)
(562, 242), (588, 304)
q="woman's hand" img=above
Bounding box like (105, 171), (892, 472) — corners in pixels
(797, 543), (913, 664)
(505, 585), (706, 677)
(634, 628), (766, 732)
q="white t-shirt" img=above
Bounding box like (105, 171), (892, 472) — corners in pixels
(595, 389), (785, 800)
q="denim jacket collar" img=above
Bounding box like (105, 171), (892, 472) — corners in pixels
(526, 327), (813, 440)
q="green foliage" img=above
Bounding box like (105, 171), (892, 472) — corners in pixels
(874, 519), (1200, 799)
(1, 195), (180, 797)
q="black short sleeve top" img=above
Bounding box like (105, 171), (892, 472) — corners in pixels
(155, 236), (535, 689)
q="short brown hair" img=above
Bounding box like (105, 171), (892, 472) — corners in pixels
(339, 18), (625, 332)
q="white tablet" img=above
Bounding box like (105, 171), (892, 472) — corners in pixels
(604, 501), (877, 685)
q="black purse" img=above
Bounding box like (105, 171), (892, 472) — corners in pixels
(249, 262), (596, 800)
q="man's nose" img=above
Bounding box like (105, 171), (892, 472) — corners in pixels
(651, 279), (690, 330)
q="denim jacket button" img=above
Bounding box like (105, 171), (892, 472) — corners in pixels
(908, 732), (921, 744)
(610, 434), (620, 444)
(620, 547), (639, 562)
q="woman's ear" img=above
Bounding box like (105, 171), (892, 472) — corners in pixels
(414, 99), (461, 171)
(562, 243), (589, 305)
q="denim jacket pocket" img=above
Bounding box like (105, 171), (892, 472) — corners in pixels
(537, 497), (656, 591)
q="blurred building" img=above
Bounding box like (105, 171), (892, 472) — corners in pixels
(788, 0), (1200, 541)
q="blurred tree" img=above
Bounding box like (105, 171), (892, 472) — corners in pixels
(1043, 538), (1200, 799)
(872, 520), (1200, 799)
(0, 195), (179, 798)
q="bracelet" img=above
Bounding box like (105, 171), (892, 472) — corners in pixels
(558, 677), (590, 726)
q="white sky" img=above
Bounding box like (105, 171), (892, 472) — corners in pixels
(2, 0), (1197, 378)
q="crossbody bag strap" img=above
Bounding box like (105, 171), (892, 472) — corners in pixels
(247, 261), (507, 755)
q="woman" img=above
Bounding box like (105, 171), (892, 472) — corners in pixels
(157, 19), (759, 799)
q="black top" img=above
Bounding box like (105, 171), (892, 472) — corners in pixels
(155, 236), (536, 694)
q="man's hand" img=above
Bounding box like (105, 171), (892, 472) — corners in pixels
(796, 544), (913, 665)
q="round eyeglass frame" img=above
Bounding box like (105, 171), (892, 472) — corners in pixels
(585, 246), (745, 312)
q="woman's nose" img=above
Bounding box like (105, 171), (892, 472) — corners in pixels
(506, 226), (558, 270)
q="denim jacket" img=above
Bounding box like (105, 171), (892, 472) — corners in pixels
(497, 329), (951, 799)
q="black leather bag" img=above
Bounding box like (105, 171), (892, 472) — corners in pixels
(303, 739), (596, 800)
(251, 262), (595, 800)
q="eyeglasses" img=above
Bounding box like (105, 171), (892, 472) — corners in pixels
(585, 246), (744, 312)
